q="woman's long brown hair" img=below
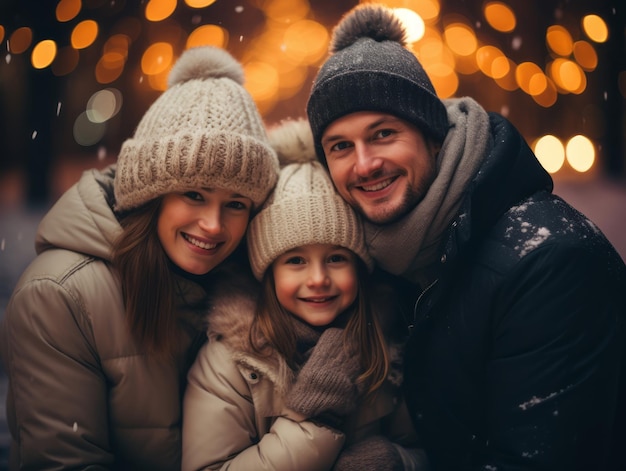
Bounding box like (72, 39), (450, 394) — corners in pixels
(111, 198), (178, 356)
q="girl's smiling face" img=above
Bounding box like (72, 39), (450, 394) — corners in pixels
(272, 243), (358, 327)
(157, 187), (251, 275)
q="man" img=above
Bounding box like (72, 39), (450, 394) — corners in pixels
(306, 4), (626, 470)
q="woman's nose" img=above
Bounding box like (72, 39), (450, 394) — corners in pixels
(198, 208), (223, 234)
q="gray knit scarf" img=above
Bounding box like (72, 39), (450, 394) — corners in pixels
(364, 97), (491, 285)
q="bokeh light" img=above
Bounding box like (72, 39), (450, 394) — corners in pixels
(86, 88), (123, 123)
(566, 135), (595, 172)
(483, 2), (516, 33)
(582, 14), (608, 43)
(393, 8), (426, 43)
(9, 27), (33, 54)
(533, 135), (565, 173)
(145, 0), (177, 22)
(71, 20), (99, 50)
(184, 0), (217, 7)
(31, 40), (57, 69)
(187, 24), (228, 49)
(74, 111), (107, 146)
(141, 42), (174, 75)
(546, 25), (573, 57)
(56, 0), (82, 22)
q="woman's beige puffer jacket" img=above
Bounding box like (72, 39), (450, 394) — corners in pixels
(0, 165), (224, 470)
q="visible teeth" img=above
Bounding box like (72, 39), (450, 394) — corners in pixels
(308, 297), (333, 303)
(361, 178), (392, 192)
(184, 234), (217, 250)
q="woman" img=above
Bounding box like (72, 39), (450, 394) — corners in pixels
(0, 46), (279, 470)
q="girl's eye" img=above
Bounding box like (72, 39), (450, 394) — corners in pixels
(183, 191), (203, 201)
(285, 256), (305, 265)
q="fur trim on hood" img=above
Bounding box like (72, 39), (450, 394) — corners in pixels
(204, 276), (295, 394)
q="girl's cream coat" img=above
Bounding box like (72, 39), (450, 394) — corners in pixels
(182, 282), (416, 471)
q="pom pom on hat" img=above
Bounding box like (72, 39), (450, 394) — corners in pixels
(114, 46), (279, 212)
(307, 4), (449, 165)
(247, 119), (372, 280)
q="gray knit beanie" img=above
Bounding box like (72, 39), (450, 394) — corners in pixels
(307, 4), (450, 164)
(247, 119), (373, 280)
(114, 46), (279, 212)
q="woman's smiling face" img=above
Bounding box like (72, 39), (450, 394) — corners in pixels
(157, 188), (252, 275)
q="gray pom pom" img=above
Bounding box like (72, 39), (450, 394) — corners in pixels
(167, 46), (245, 88)
(268, 118), (316, 166)
(330, 4), (407, 53)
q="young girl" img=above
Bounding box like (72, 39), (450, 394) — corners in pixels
(182, 119), (428, 470)
(0, 47), (279, 470)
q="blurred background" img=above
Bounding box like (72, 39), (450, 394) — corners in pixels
(0, 0), (625, 466)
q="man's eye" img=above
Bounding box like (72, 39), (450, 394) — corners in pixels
(330, 141), (352, 152)
(374, 129), (394, 139)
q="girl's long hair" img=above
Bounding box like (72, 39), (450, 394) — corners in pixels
(250, 257), (389, 396)
(111, 198), (178, 356)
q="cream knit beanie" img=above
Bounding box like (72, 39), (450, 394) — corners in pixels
(247, 119), (372, 280)
(114, 46), (279, 212)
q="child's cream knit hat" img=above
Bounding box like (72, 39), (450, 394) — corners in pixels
(247, 119), (372, 280)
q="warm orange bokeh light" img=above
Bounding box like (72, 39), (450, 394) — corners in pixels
(532, 77), (558, 107)
(96, 52), (126, 84)
(573, 41), (597, 71)
(550, 58), (586, 94)
(184, 0), (217, 7)
(187, 25), (228, 49)
(145, 0), (177, 22)
(582, 14), (608, 43)
(141, 42), (174, 75)
(244, 61), (280, 115)
(516, 62), (546, 95)
(476, 45), (508, 79)
(0, 25), (5, 44)
(71, 20), (99, 50)
(546, 25), (573, 57)
(31, 40), (57, 69)
(265, 0), (309, 23)
(9, 27), (33, 54)
(484, 2), (516, 33)
(56, 0), (81, 22)
(444, 23), (477, 57)
(283, 20), (328, 65)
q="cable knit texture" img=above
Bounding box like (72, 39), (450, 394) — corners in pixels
(247, 119), (372, 279)
(114, 46), (279, 211)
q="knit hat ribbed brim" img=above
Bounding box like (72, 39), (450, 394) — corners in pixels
(306, 4), (450, 164)
(114, 47), (279, 212)
(247, 120), (373, 280)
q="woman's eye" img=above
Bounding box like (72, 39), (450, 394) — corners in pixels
(183, 191), (202, 201)
(328, 254), (348, 263)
